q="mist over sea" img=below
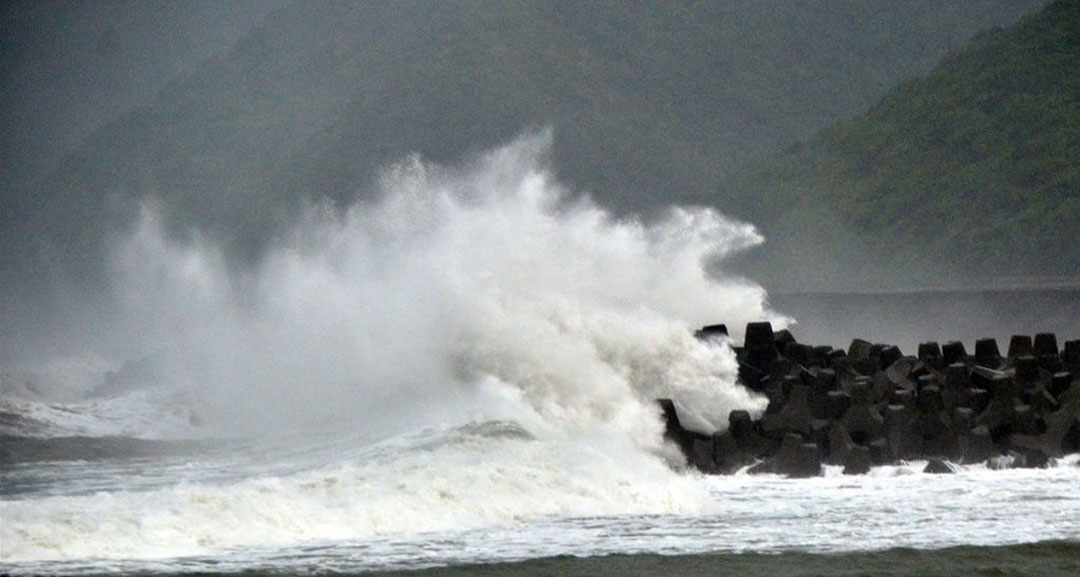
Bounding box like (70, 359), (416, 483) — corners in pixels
(1, 136), (1078, 575)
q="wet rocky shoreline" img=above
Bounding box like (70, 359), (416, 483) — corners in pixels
(661, 323), (1080, 476)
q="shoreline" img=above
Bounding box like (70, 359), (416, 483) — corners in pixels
(141, 540), (1080, 577)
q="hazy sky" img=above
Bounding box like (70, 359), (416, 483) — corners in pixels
(0, 0), (284, 186)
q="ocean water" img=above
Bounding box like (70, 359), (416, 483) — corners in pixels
(2, 134), (1078, 575)
(2, 420), (1079, 575)
(769, 287), (1080, 356)
(364, 541), (1080, 577)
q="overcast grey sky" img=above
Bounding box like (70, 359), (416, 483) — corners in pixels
(1, 0), (284, 186)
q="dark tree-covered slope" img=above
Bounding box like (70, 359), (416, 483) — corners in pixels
(708, 0), (1079, 290)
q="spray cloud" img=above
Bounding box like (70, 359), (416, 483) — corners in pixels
(107, 131), (780, 447)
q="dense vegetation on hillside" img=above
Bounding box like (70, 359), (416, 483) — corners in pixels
(10, 0), (1043, 292)
(706, 0), (1078, 290)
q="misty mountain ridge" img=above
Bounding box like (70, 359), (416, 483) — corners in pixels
(707, 0), (1079, 291)
(9, 0), (1046, 296)
(0, 0), (284, 188)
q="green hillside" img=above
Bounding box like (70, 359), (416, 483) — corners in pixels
(15, 0), (1044, 291)
(708, 0), (1079, 290)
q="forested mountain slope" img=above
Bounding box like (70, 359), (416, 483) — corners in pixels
(707, 0), (1078, 290)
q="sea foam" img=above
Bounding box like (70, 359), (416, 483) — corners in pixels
(107, 131), (778, 444)
(2, 132), (785, 564)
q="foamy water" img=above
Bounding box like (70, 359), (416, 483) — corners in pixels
(98, 131), (774, 445)
(2, 134), (1077, 574)
(3, 428), (1078, 575)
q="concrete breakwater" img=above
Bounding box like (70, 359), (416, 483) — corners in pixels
(660, 323), (1080, 476)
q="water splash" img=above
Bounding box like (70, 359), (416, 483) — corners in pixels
(0, 133), (791, 565)
(107, 131), (779, 445)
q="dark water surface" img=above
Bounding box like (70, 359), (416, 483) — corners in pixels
(5, 288), (1078, 576)
(159, 540), (1080, 577)
(768, 287), (1080, 355)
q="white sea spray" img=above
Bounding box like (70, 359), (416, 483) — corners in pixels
(1, 133), (786, 563)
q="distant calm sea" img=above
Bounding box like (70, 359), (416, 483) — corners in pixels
(768, 286), (1080, 355)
